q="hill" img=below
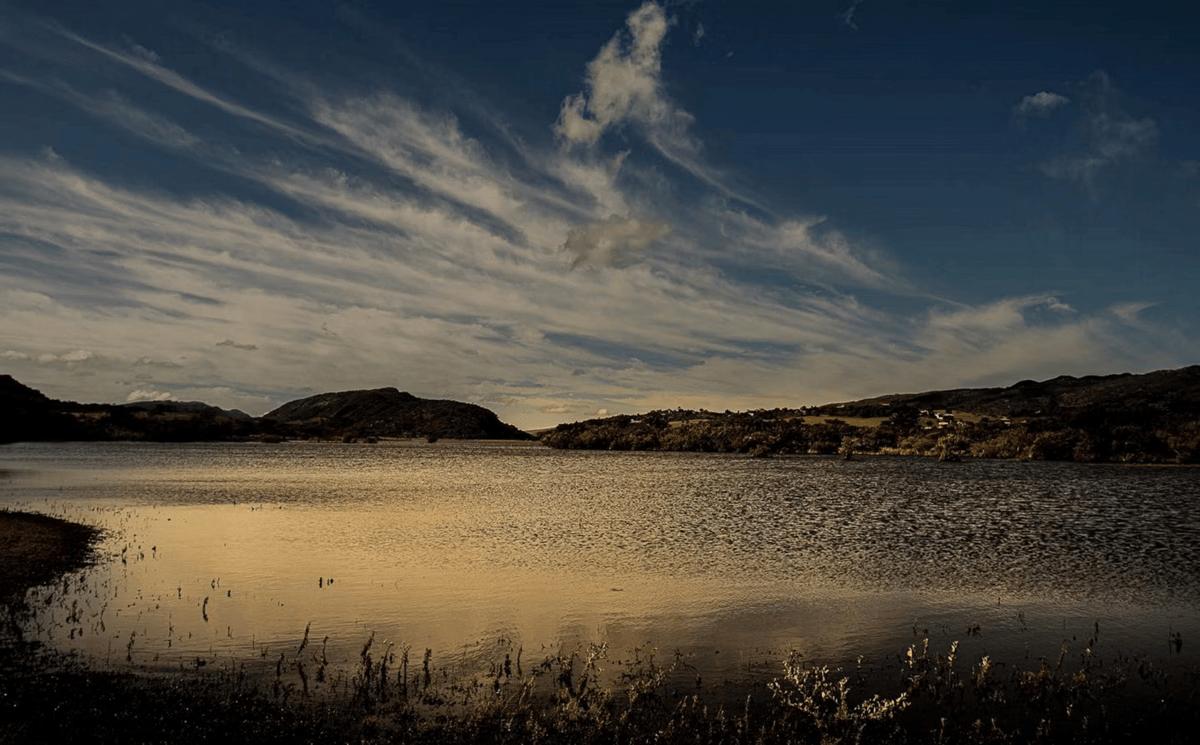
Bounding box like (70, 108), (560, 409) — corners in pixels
(0, 376), (529, 443)
(0, 375), (260, 443)
(809, 366), (1200, 419)
(262, 387), (532, 440)
(541, 366), (1200, 464)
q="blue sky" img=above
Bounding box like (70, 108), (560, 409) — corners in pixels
(0, 0), (1196, 426)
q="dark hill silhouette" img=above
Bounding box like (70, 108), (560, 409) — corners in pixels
(0, 376), (530, 443)
(262, 387), (531, 440)
(0, 375), (259, 443)
(541, 366), (1200, 463)
(812, 365), (1200, 419)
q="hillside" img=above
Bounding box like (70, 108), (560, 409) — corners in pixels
(0, 376), (529, 443)
(0, 375), (260, 443)
(262, 387), (532, 440)
(810, 366), (1200, 419)
(541, 366), (1200, 464)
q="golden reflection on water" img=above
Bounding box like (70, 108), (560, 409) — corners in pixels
(1, 440), (1197, 681)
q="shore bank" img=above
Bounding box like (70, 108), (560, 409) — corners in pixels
(0, 510), (98, 605)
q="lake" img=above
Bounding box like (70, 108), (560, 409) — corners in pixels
(1, 440), (1197, 686)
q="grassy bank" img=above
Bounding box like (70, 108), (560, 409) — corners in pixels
(2, 512), (1199, 743)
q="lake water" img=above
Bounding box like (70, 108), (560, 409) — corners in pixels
(1, 441), (1197, 686)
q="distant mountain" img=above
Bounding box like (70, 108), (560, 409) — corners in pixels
(0, 375), (259, 443)
(811, 366), (1200, 419)
(0, 374), (85, 442)
(262, 387), (532, 440)
(0, 376), (530, 443)
(122, 400), (254, 420)
(541, 366), (1200, 464)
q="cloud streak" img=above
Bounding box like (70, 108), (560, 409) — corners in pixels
(0, 8), (1187, 426)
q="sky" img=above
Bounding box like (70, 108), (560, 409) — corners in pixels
(0, 0), (1197, 428)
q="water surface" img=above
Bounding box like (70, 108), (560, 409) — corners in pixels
(1, 441), (1196, 683)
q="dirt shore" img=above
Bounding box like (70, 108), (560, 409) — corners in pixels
(0, 510), (99, 605)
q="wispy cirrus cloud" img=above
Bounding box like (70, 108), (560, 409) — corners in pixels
(554, 2), (766, 211)
(840, 1), (866, 31)
(0, 5), (1187, 426)
(1033, 72), (1158, 188)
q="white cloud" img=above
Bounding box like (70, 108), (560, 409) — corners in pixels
(126, 388), (174, 402)
(717, 210), (893, 288)
(555, 2), (674, 146)
(1015, 91), (1070, 117)
(553, 2), (769, 212)
(33, 349), (94, 364)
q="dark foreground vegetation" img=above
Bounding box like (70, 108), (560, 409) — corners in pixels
(543, 366), (1200, 463)
(2, 511), (1199, 744)
(0, 375), (531, 443)
(3, 617), (1198, 744)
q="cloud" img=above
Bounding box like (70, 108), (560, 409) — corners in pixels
(27, 349), (95, 364)
(717, 210), (893, 288)
(554, 2), (675, 147)
(553, 2), (766, 211)
(1015, 91), (1070, 117)
(216, 339), (259, 351)
(0, 15), (1189, 428)
(692, 23), (704, 46)
(926, 295), (1073, 336)
(840, 1), (865, 31)
(126, 40), (160, 64)
(1110, 301), (1156, 323)
(562, 215), (670, 268)
(1035, 73), (1157, 188)
(49, 24), (321, 146)
(134, 356), (183, 368)
(126, 388), (174, 402)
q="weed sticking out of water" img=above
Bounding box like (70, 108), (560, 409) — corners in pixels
(4, 606), (1200, 745)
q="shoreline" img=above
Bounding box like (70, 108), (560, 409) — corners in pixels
(0, 510), (99, 606)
